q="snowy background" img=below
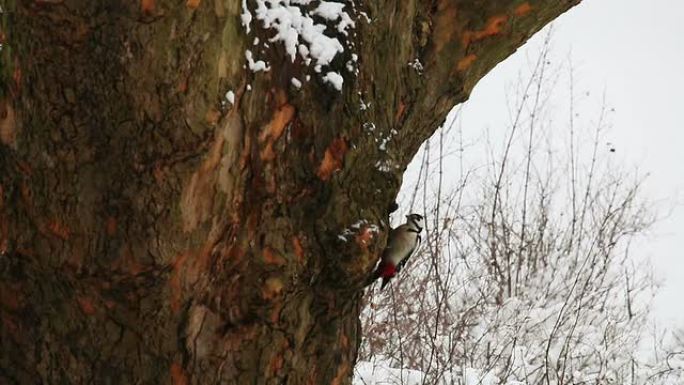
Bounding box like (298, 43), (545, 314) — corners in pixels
(356, 0), (683, 384)
(456, 0), (684, 329)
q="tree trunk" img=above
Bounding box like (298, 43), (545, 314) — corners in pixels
(0, 1), (578, 384)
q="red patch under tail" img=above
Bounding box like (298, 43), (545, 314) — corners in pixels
(380, 262), (396, 278)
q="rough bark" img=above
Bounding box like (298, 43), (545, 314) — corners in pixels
(0, 1), (579, 384)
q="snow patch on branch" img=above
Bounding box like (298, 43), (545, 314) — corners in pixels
(241, 0), (358, 91)
(312, 1), (355, 34)
(360, 98), (370, 111)
(245, 50), (269, 72)
(222, 90), (236, 109)
(376, 128), (398, 152)
(409, 58), (424, 74)
(241, 0), (253, 33)
(374, 159), (396, 173)
(322, 71), (343, 90)
(337, 219), (380, 242)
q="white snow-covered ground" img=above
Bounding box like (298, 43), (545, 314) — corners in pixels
(354, 359), (521, 385)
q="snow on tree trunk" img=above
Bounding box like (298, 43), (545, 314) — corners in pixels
(0, 1), (579, 384)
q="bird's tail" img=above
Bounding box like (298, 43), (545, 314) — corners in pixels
(364, 262), (384, 287)
(380, 276), (391, 290)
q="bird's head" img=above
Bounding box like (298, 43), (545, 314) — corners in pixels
(405, 213), (424, 232)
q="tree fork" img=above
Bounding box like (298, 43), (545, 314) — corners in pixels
(0, 1), (579, 384)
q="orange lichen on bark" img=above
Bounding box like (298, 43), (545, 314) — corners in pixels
(18, 182), (34, 216)
(227, 244), (245, 262)
(118, 243), (145, 275)
(105, 216), (117, 236)
(66, 248), (85, 271)
(17, 161), (31, 176)
(153, 164), (166, 183)
(355, 226), (375, 252)
(431, 1), (458, 54)
(316, 137), (348, 181)
(77, 296), (96, 315)
(191, 234), (221, 276)
(205, 108), (221, 126)
(177, 78), (188, 93)
(291, 117), (310, 140)
(170, 253), (190, 313)
(270, 301), (283, 323)
(331, 361), (351, 385)
(292, 236), (305, 264)
(0, 284), (21, 310)
(305, 366), (318, 385)
(268, 352), (284, 375)
(73, 21), (91, 43)
(515, 2), (533, 16)
(15, 248), (34, 258)
(456, 54), (477, 71)
(0, 218), (6, 255)
(186, 0), (201, 9)
(262, 277), (284, 300)
(204, 130), (226, 171)
(339, 333), (349, 349)
(13, 67), (21, 91)
(246, 210), (260, 240)
(260, 141), (276, 162)
(46, 220), (70, 240)
(170, 362), (189, 385)
(263, 246), (286, 266)
(180, 133), (225, 232)
(258, 90), (295, 164)
(394, 100), (407, 124)
(239, 134), (252, 171)
(462, 15), (509, 47)
(0, 100), (16, 147)
(266, 104), (295, 142)
(2, 315), (19, 336)
(141, 0), (155, 13)
(0, 186), (7, 255)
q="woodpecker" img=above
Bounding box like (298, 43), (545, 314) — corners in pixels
(366, 213), (424, 289)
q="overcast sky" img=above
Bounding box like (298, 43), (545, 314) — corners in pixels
(447, 0), (683, 328)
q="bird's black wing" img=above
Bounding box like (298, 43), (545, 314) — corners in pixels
(395, 233), (421, 273)
(382, 238), (415, 289)
(364, 230), (397, 287)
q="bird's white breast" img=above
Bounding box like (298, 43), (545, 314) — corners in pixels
(386, 224), (419, 265)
